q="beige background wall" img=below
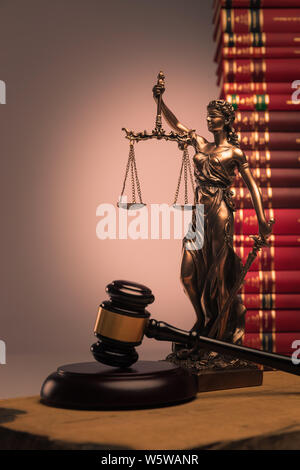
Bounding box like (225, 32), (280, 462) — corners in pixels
(0, 0), (217, 397)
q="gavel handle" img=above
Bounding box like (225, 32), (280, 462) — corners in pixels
(145, 319), (300, 376)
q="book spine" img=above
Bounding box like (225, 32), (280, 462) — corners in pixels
(222, 32), (300, 46)
(221, 46), (300, 60)
(217, 1), (300, 7)
(245, 310), (300, 333)
(242, 332), (300, 355)
(226, 94), (300, 111)
(241, 271), (300, 293)
(222, 59), (300, 82)
(241, 293), (300, 309)
(220, 9), (300, 35)
(240, 150), (300, 168)
(235, 247), (300, 271)
(233, 235), (300, 247)
(234, 169), (300, 187)
(234, 188), (300, 209)
(232, 111), (300, 132)
(214, 32), (300, 63)
(237, 132), (300, 150)
(217, 0), (299, 8)
(234, 209), (300, 234)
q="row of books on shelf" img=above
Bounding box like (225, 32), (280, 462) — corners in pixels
(217, 59), (300, 85)
(242, 331), (299, 356)
(222, 96), (299, 111)
(221, 112), (300, 131)
(232, 133), (300, 149)
(239, 271), (300, 293)
(241, 294), (300, 309)
(244, 309), (300, 357)
(236, 247), (300, 271)
(213, 7), (300, 41)
(234, 235), (300, 246)
(234, 170), (300, 187)
(213, 4), (300, 84)
(232, 150), (299, 167)
(232, 188), (300, 208)
(245, 309), (300, 332)
(215, 32), (300, 52)
(212, 0), (300, 24)
(234, 209), (299, 233)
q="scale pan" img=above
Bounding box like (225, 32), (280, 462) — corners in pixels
(171, 204), (195, 211)
(117, 202), (146, 210)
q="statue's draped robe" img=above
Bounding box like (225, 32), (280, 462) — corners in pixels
(182, 147), (246, 344)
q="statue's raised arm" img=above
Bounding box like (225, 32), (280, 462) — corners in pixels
(152, 76), (208, 151)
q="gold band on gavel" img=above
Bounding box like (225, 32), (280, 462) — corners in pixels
(94, 306), (148, 343)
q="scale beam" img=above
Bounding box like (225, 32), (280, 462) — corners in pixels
(122, 127), (189, 145)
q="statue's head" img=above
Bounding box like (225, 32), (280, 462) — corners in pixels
(206, 99), (240, 148)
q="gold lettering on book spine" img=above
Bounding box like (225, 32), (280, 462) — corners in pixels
(272, 331), (276, 353)
(260, 9), (263, 31)
(266, 187), (271, 209)
(274, 17), (300, 22)
(262, 310), (270, 332)
(259, 270), (263, 295)
(272, 270), (276, 295)
(255, 150), (260, 166)
(222, 9), (226, 32)
(259, 309), (263, 334)
(265, 111), (269, 123)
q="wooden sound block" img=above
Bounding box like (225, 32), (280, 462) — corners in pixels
(166, 351), (263, 392)
(40, 360), (198, 410)
(196, 368), (263, 392)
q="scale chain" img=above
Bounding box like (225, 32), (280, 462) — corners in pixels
(186, 148), (195, 194)
(173, 155), (185, 205)
(132, 147), (143, 204)
(184, 151), (188, 205)
(120, 143), (133, 200)
(130, 145), (136, 203)
(173, 148), (194, 206)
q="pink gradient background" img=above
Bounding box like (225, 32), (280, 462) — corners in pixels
(0, 0), (217, 397)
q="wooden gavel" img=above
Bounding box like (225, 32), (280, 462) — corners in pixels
(91, 280), (300, 376)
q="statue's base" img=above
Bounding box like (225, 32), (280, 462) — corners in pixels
(40, 360), (198, 410)
(166, 350), (263, 392)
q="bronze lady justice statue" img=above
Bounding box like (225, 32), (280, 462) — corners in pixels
(153, 83), (273, 361)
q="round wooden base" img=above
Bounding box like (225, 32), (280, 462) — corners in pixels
(40, 360), (198, 410)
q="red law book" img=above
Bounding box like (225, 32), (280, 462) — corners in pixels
(240, 271), (300, 294)
(235, 246), (300, 271)
(234, 169), (300, 187)
(234, 209), (300, 235)
(224, 95), (300, 111)
(242, 332), (300, 355)
(234, 187), (300, 209)
(231, 111), (300, 132)
(245, 310), (300, 333)
(214, 9), (300, 41)
(217, 46), (300, 62)
(241, 293), (300, 309)
(242, 151), (300, 169)
(219, 59), (300, 84)
(214, 33), (300, 63)
(213, 0), (300, 8)
(233, 235), (300, 247)
(221, 83), (300, 98)
(212, 2), (300, 29)
(237, 132), (300, 150)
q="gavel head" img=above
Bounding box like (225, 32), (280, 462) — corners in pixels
(91, 280), (155, 368)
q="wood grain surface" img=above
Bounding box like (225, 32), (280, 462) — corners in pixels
(0, 372), (300, 450)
